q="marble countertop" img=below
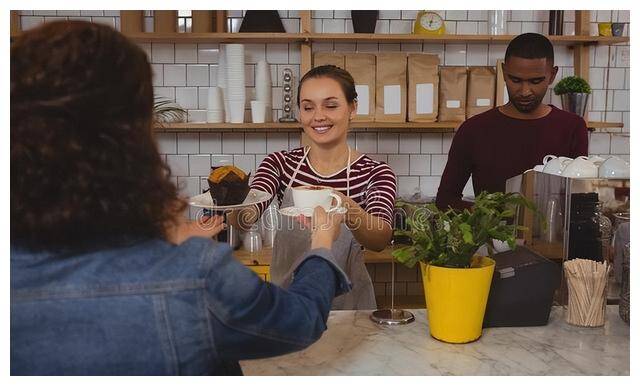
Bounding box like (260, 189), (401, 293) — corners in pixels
(240, 306), (629, 375)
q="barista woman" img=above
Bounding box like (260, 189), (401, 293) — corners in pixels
(231, 65), (397, 310)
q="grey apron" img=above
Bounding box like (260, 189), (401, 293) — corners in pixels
(271, 146), (377, 310)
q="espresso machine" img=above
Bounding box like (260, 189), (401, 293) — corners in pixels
(506, 170), (630, 303)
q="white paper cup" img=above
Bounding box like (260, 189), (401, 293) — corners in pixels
(228, 100), (246, 123)
(207, 87), (224, 111)
(206, 110), (224, 123)
(250, 101), (268, 123)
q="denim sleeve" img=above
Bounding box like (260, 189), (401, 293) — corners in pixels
(205, 245), (351, 360)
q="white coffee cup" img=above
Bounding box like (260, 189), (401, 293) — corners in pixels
(599, 156), (630, 179)
(292, 186), (342, 215)
(542, 155), (573, 175)
(533, 164), (545, 172)
(588, 155), (607, 166)
(561, 156), (598, 178)
(250, 100), (268, 123)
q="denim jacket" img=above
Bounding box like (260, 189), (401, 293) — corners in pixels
(11, 237), (351, 375)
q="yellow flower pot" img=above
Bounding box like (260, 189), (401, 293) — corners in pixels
(420, 256), (495, 343)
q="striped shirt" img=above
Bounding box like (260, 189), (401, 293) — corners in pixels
(251, 147), (397, 226)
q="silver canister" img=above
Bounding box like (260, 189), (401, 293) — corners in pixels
(560, 93), (590, 118)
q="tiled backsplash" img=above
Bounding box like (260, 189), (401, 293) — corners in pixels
(19, 10), (631, 203)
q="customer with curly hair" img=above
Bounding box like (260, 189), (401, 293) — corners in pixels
(11, 21), (351, 375)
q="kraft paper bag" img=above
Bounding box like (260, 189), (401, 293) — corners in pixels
(345, 53), (376, 122)
(467, 66), (496, 118)
(375, 53), (407, 123)
(438, 66), (467, 122)
(313, 52), (345, 68)
(408, 53), (440, 122)
(496, 59), (509, 106)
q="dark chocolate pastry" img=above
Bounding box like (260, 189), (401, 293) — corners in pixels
(207, 165), (251, 206)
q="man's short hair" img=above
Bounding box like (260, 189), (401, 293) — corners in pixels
(505, 33), (555, 65)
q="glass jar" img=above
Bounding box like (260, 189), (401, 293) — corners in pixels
(488, 10), (509, 35)
(242, 225), (263, 253)
(596, 202), (613, 262)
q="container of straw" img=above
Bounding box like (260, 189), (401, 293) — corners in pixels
(563, 258), (610, 327)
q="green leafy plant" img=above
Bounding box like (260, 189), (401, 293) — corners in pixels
(392, 192), (540, 269)
(553, 76), (592, 95)
(154, 96), (187, 123)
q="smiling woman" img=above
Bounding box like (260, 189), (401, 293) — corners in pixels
(228, 65), (398, 310)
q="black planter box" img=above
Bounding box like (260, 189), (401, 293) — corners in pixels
(483, 246), (561, 328)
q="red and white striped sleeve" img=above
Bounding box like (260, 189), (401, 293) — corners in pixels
(250, 152), (282, 217)
(364, 162), (397, 226)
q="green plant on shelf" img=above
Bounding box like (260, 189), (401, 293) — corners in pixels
(392, 191), (540, 269)
(553, 76), (592, 95)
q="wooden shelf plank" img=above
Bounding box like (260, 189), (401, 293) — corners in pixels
(11, 30), (629, 46)
(155, 122), (301, 130)
(308, 33), (629, 45)
(154, 121), (621, 131)
(124, 32), (305, 43)
(587, 121), (624, 128)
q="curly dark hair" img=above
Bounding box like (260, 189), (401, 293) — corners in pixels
(11, 21), (186, 252)
(297, 64), (358, 106)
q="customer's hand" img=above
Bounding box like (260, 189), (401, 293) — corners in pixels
(166, 214), (226, 245)
(308, 206), (345, 250)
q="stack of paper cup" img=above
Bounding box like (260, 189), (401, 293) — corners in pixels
(225, 44), (246, 123)
(217, 44), (228, 123)
(206, 86), (224, 123)
(255, 60), (272, 122)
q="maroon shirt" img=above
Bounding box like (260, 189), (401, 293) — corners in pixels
(436, 105), (588, 210)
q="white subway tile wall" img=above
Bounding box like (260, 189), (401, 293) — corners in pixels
(19, 10), (629, 203)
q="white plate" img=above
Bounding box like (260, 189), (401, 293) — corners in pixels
(188, 188), (272, 210)
(278, 206), (348, 218)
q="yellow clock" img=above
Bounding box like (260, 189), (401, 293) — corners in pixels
(413, 11), (446, 35)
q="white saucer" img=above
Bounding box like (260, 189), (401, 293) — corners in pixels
(278, 206), (348, 218)
(188, 188), (272, 210)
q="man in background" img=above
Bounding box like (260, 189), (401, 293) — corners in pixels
(436, 33), (588, 210)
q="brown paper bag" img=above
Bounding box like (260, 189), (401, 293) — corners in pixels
(495, 59), (509, 106)
(408, 53), (440, 122)
(438, 66), (467, 122)
(313, 52), (345, 68)
(375, 53), (407, 123)
(466, 67), (496, 118)
(345, 53), (376, 122)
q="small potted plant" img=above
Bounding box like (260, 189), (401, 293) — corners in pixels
(553, 76), (592, 118)
(393, 191), (537, 343)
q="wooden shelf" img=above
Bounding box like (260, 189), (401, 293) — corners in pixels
(307, 33), (629, 45)
(154, 121), (621, 131)
(587, 121), (624, 128)
(124, 32), (305, 43)
(15, 30), (621, 46)
(155, 122), (301, 131)
(107, 32), (631, 46)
